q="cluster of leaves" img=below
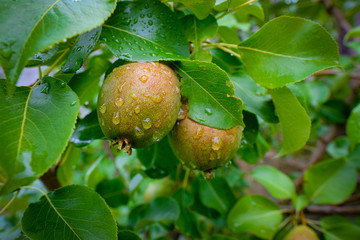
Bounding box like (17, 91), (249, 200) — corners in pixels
(1, 0), (360, 239)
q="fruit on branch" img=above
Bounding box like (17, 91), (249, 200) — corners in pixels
(168, 104), (243, 180)
(284, 225), (319, 240)
(97, 62), (181, 155)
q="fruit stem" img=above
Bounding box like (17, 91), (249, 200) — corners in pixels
(300, 210), (307, 225)
(183, 168), (190, 189)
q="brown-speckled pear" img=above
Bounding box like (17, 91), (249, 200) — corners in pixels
(97, 62), (181, 154)
(284, 226), (319, 240)
(168, 109), (243, 180)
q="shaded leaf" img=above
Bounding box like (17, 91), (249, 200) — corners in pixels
(251, 165), (295, 200)
(173, 60), (244, 129)
(320, 99), (350, 123)
(270, 87), (311, 156)
(227, 195), (282, 239)
(118, 230), (142, 240)
(101, 0), (189, 61)
(137, 136), (179, 179)
(22, 185), (117, 240)
(321, 215), (360, 240)
(304, 159), (357, 204)
(326, 137), (350, 158)
(70, 110), (106, 147)
(176, 0), (216, 20)
(57, 144), (82, 186)
(95, 178), (129, 208)
(237, 16), (339, 89)
(346, 104), (360, 145)
(0, 0), (117, 93)
(0, 77), (79, 195)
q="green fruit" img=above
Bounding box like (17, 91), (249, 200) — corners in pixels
(143, 179), (177, 202)
(284, 226), (319, 240)
(168, 108), (243, 179)
(97, 62), (181, 154)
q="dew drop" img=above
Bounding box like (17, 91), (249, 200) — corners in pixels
(130, 93), (138, 100)
(140, 14), (145, 18)
(193, 127), (204, 140)
(175, 86), (180, 93)
(178, 107), (186, 120)
(99, 104), (107, 113)
(205, 108), (213, 115)
(118, 81), (127, 93)
(70, 101), (77, 106)
(147, 13), (152, 17)
(101, 118), (105, 126)
(211, 136), (222, 151)
(149, 94), (163, 103)
(134, 105), (140, 114)
(100, 92), (104, 98)
(135, 126), (144, 136)
(143, 67), (151, 72)
(226, 94), (230, 97)
(139, 75), (148, 83)
(60, 82), (66, 88)
(115, 97), (124, 107)
(142, 118), (152, 129)
(153, 131), (162, 142)
(112, 112), (120, 125)
(154, 119), (162, 128)
(41, 84), (50, 94)
(148, 20), (153, 26)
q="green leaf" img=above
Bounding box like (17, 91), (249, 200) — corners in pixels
(321, 215), (360, 240)
(231, 73), (278, 123)
(61, 26), (102, 73)
(137, 136), (179, 179)
(217, 26), (241, 45)
(173, 60), (244, 129)
(251, 165), (295, 200)
(0, 77), (80, 195)
(242, 111), (259, 144)
(210, 48), (243, 73)
(304, 159), (357, 204)
(22, 185), (117, 240)
(0, 0), (117, 94)
(70, 110), (105, 147)
(118, 230), (142, 240)
(173, 189), (201, 238)
(57, 144), (81, 186)
(182, 14), (218, 43)
(129, 197), (180, 230)
(270, 87), (311, 156)
(199, 177), (237, 215)
(95, 178), (129, 208)
(176, 0), (216, 20)
(215, 0), (264, 21)
(320, 99), (350, 123)
(293, 194), (308, 212)
(346, 104), (360, 145)
(227, 195), (282, 239)
(345, 26), (360, 41)
(326, 137), (350, 158)
(101, 0), (189, 61)
(68, 56), (111, 105)
(237, 16), (340, 89)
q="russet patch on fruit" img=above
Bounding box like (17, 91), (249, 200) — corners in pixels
(169, 103), (243, 180)
(97, 62), (181, 154)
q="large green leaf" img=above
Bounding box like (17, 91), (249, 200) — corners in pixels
(173, 60), (244, 129)
(304, 158), (357, 204)
(321, 215), (360, 240)
(0, 77), (79, 195)
(346, 104), (360, 146)
(22, 185), (117, 240)
(227, 195), (282, 239)
(251, 165), (295, 200)
(237, 16), (340, 89)
(137, 136), (179, 179)
(199, 177), (237, 215)
(270, 87), (311, 156)
(175, 0), (216, 20)
(0, 0), (117, 94)
(101, 0), (189, 61)
(215, 0), (264, 21)
(95, 178), (129, 208)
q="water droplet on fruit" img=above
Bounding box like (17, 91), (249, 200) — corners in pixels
(154, 119), (162, 128)
(112, 112), (120, 125)
(211, 136), (222, 151)
(193, 127), (204, 140)
(100, 92), (104, 98)
(142, 118), (152, 129)
(135, 126), (144, 136)
(115, 97), (124, 107)
(175, 86), (180, 93)
(139, 75), (148, 83)
(101, 118), (105, 126)
(149, 94), (163, 103)
(143, 67), (151, 72)
(134, 105), (140, 114)
(153, 131), (162, 141)
(118, 81), (126, 93)
(205, 108), (213, 115)
(130, 93), (138, 100)
(99, 104), (107, 113)
(178, 107), (186, 120)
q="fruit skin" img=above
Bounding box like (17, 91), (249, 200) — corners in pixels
(284, 226), (319, 240)
(97, 62), (181, 153)
(168, 109), (243, 174)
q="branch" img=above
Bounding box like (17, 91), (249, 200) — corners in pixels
(306, 205), (360, 214)
(322, 0), (352, 32)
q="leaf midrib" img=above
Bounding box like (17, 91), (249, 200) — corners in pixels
(233, 210), (280, 227)
(173, 62), (242, 126)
